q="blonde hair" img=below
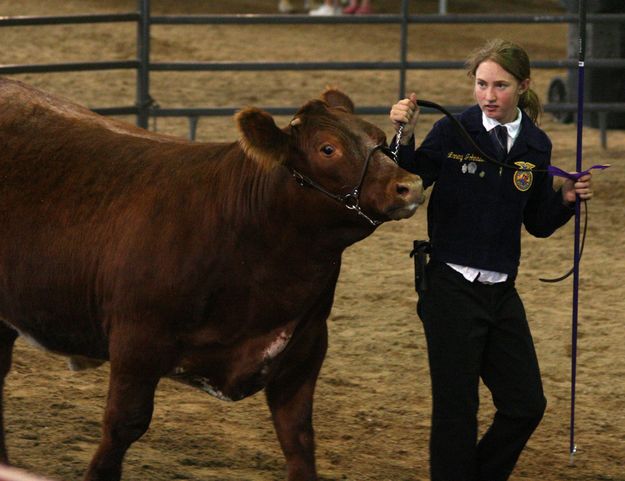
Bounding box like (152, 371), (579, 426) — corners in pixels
(466, 39), (542, 124)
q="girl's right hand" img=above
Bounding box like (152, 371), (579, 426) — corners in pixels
(389, 92), (419, 145)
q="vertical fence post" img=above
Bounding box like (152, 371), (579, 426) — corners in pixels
(398, 0), (409, 99)
(136, 0), (150, 128)
(598, 111), (607, 149)
(188, 116), (199, 141)
(439, 0), (448, 15)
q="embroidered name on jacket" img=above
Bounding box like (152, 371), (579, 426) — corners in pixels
(513, 161), (536, 191)
(447, 151), (485, 163)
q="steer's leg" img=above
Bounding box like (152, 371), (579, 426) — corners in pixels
(83, 323), (174, 481)
(0, 323), (18, 464)
(265, 324), (328, 481)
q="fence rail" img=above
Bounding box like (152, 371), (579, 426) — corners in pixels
(1, 0), (624, 146)
(0, 13), (140, 26)
(147, 12), (625, 25)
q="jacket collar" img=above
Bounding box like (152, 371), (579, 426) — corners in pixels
(462, 105), (550, 159)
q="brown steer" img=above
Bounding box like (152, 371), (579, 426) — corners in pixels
(0, 77), (423, 481)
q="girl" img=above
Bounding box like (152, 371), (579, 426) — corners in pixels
(389, 39), (592, 481)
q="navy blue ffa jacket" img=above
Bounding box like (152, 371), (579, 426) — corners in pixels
(396, 105), (574, 279)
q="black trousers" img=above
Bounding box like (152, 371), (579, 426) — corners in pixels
(417, 261), (546, 481)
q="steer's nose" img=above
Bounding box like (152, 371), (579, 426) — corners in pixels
(397, 176), (425, 205)
(386, 175), (425, 220)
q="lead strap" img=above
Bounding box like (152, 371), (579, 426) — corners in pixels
(392, 123), (404, 163)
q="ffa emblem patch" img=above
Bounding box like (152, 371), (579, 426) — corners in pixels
(513, 161), (536, 191)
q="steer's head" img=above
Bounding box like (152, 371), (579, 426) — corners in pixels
(236, 88), (424, 230)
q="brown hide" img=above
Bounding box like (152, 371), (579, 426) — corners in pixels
(0, 78), (423, 481)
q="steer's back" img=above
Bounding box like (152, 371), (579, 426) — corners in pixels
(0, 77), (184, 144)
(0, 78), (196, 203)
(0, 78), (235, 356)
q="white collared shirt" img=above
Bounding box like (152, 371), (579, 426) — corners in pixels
(446, 109), (523, 284)
(447, 263), (508, 284)
(482, 108), (522, 153)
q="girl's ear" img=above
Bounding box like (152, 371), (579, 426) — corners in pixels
(519, 78), (530, 95)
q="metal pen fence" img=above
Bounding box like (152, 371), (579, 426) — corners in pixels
(1, 0), (625, 146)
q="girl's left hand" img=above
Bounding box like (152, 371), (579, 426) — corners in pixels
(562, 173), (593, 204)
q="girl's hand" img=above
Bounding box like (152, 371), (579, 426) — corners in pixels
(390, 92), (419, 145)
(562, 173), (593, 204)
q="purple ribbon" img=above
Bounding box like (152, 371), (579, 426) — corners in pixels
(547, 164), (611, 181)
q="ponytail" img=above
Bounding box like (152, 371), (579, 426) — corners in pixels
(519, 88), (542, 124)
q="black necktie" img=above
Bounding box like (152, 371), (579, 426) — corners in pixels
(491, 125), (508, 161)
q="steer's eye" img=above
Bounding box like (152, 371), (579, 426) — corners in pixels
(321, 144), (335, 156)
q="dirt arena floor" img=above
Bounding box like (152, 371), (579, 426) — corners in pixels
(1, 0), (624, 480)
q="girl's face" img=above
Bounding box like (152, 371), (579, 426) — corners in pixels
(474, 59), (530, 124)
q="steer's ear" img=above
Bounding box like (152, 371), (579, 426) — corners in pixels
(236, 107), (290, 169)
(321, 88), (355, 114)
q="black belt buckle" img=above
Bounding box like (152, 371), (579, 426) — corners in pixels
(409, 240), (431, 294)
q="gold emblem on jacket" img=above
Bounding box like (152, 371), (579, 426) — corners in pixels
(513, 161), (536, 192)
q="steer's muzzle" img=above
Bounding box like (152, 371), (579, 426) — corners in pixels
(386, 175), (425, 220)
